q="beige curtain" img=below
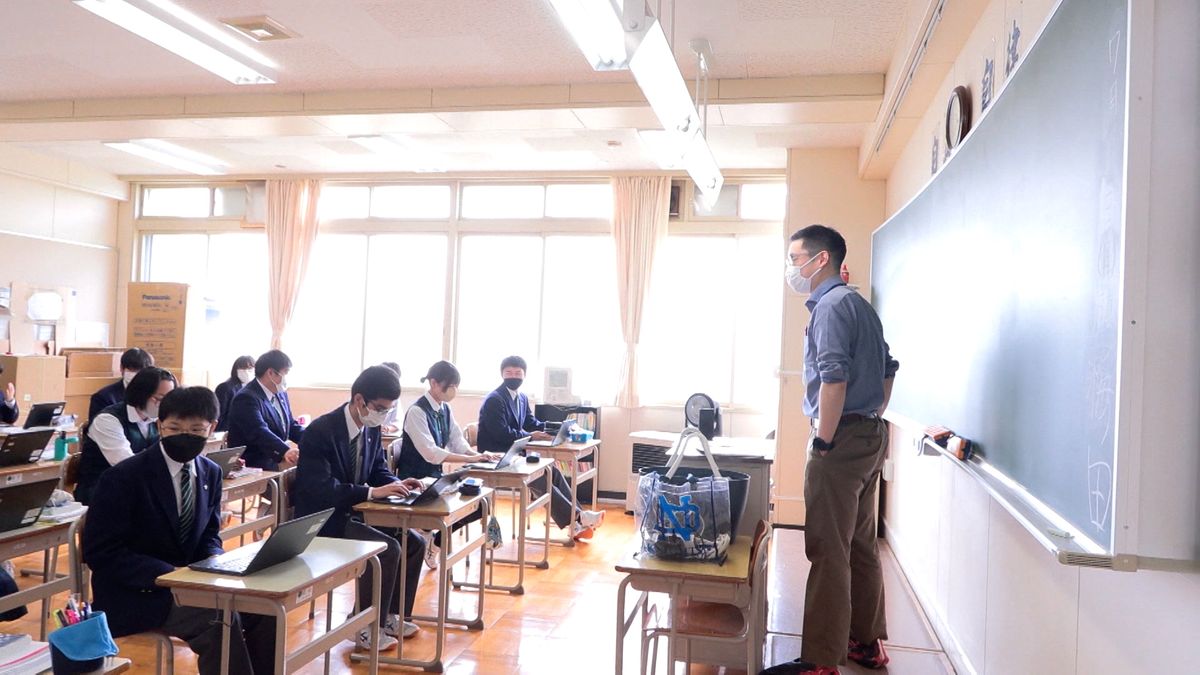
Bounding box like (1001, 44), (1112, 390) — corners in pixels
(611, 176), (671, 407)
(265, 179), (323, 349)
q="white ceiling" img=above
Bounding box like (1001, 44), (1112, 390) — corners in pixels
(0, 0), (905, 100)
(0, 0), (908, 175)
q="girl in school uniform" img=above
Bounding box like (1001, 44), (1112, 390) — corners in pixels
(214, 355), (255, 433)
(393, 361), (502, 568)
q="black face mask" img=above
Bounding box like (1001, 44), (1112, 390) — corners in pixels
(503, 378), (523, 391)
(162, 433), (208, 463)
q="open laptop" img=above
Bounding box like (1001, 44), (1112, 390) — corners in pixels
(0, 478), (59, 532)
(204, 446), (245, 478)
(189, 508), (333, 576)
(0, 429), (55, 468)
(373, 469), (468, 507)
(23, 402), (65, 430)
(527, 420), (576, 448)
(464, 437), (530, 471)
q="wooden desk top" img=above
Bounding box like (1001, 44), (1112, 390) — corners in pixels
(0, 461), (62, 480)
(462, 457), (554, 479)
(354, 487), (492, 518)
(157, 538), (385, 598)
(529, 439), (602, 456)
(221, 469), (281, 492)
(0, 520), (72, 545)
(614, 535), (754, 583)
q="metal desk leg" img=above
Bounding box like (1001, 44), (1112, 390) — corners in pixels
(566, 456), (579, 548)
(273, 601), (287, 675)
(220, 596), (233, 675)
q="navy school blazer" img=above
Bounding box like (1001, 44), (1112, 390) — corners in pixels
(81, 446), (224, 637)
(292, 404), (398, 537)
(225, 379), (304, 470)
(213, 377), (245, 433)
(0, 399), (17, 425)
(475, 384), (545, 454)
(88, 380), (125, 421)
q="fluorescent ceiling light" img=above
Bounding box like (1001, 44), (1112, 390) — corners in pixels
(629, 20), (701, 137)
(144, 0), (279, 69)
(349, 135), (447, 172)
(679, 132), (724, 208)
(73, 0), (274, 85)
(104, 139), (225, 175)
(547, 0), (630, 70)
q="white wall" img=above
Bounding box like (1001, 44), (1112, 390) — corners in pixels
(880, 1), (1200, 673)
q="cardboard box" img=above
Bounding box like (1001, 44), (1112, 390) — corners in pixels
(126, 282), (203, 374)
(65, 376), (119, 397)
(62, 350), (122, 377)
(0, 355), (67, 426)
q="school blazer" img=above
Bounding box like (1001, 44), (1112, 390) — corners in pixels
(213, 378), (245, 433)
(88, 380), (125, 421)
(81, 446), (224, 637)
(0, 400), (17, 425)
(293, 404), (398, 537)
(475, 385), (545, 454)
(226, 379), (304, 470)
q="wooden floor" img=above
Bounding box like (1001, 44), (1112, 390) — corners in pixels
(4, 500), (954, 674)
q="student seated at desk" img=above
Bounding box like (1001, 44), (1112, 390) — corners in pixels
(88, 348), (155, 421)
(214, 355), (255, 433)
(226, 349), (303, 471)
(393, 361), (501, 568)
(477, 355), (604, 540)
(0, 363), (18, 425)
(75, 367), (176, 505)
(292, 365), (426, 651)
(82, 386), (276, 675)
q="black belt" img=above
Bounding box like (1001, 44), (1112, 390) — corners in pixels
(812, 412), (880, 429)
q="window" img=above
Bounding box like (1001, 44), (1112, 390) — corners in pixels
(318, 186), (370, 221)
(142, 233), (271, 386)
(545, 183), (613, 219)
(692, 184), (739, 218)
(140, 186), (247, 218)
(638, 234), (783, 408)
(363, 234), (449, 379)
(739, 183), (787, 221)
(460, 185), (546, 219)
(370, 185), (452, 219)
(286, 235), (368, 386)
(454, 235), (545, 389)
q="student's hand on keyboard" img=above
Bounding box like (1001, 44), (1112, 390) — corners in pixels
(531, 431), (553, 441)
(373, 482), (413, 499)
(400, 478), (424, 491)
(482, 452), (503, 462)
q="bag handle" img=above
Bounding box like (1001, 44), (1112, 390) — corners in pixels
(665, 427), (724, 479)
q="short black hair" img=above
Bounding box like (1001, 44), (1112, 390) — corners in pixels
(790, 224), (847, 268)
(500, 355), (527, 373)
(120, 348), (155, 371)
(351, 365), (401, 403)
(421, 361), (461, 387)
(125, 367), (177, 409)
(229, 355), (255, 380)
(381, 362), (401, 377)
(159, 386), (219, 423)
(255, 350), (292, 378)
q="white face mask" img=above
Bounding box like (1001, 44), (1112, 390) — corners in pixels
(143, 401), (159, 420)
(122, 370), (136, 386)
(786, 253), (823, 295)
(360, 403), (390, 428)
(236, 369), (254, 384)
(274, 372), (288, 393)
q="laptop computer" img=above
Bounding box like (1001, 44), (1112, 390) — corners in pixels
(0, 478), (59, 533)
(527, 420), (576, 448)
(23, 402), (65, 430)
(464, 437), (530, 471)
(189, 508), (334, 576)
(372, 469), (468, 507)
(204, 446), (245, 478)
(0, 429), (55, 468)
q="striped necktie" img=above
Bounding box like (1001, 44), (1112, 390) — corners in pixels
(178, 462), (194, 545)
(350, 433), (362, 484)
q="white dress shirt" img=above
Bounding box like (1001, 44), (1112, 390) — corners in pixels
(344, 403), (363, 451)
(397, 394), (474, 464)
(160, 446), (196, 515)
(88, 405), (153, 466)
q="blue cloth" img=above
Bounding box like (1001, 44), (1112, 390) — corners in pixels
(225, 380), (304, 470)
(803, 277), (900, 418)
(395, 396), (449, 481)
(87, 381), (124, 421)
(75, 402), (160, 506)
(475, 385), (544, 454)
(213, 378), (246, 433)
(293, 404), (398, 537)
(0, 399), (17, 425)
(48, 612), (118, 660)
(81, 446), (224, 637)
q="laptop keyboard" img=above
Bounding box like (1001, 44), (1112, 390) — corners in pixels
(203, 548), (258, 573)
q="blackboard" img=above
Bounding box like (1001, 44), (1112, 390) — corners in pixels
(872, 0), (1128, 548)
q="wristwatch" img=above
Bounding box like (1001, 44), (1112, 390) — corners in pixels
(812, 437), (835, 453)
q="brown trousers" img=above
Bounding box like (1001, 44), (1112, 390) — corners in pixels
(801, 416), (889, 666)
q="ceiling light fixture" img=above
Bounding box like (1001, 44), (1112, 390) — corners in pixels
(546, 0), (631, 70)
(104, 139), (226, 175)
(144, 0), (279, 69)
(73, 0), (275, 85)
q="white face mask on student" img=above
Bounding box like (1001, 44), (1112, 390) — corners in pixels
(360, 404), (389, 428)
(122, 370), (136, 386)
(786, 253), (823, 295)
(274, 372), (288, 392)
(237, 369), (254, 384)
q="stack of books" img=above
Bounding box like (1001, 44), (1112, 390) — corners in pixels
(0, 634), (50, 675)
